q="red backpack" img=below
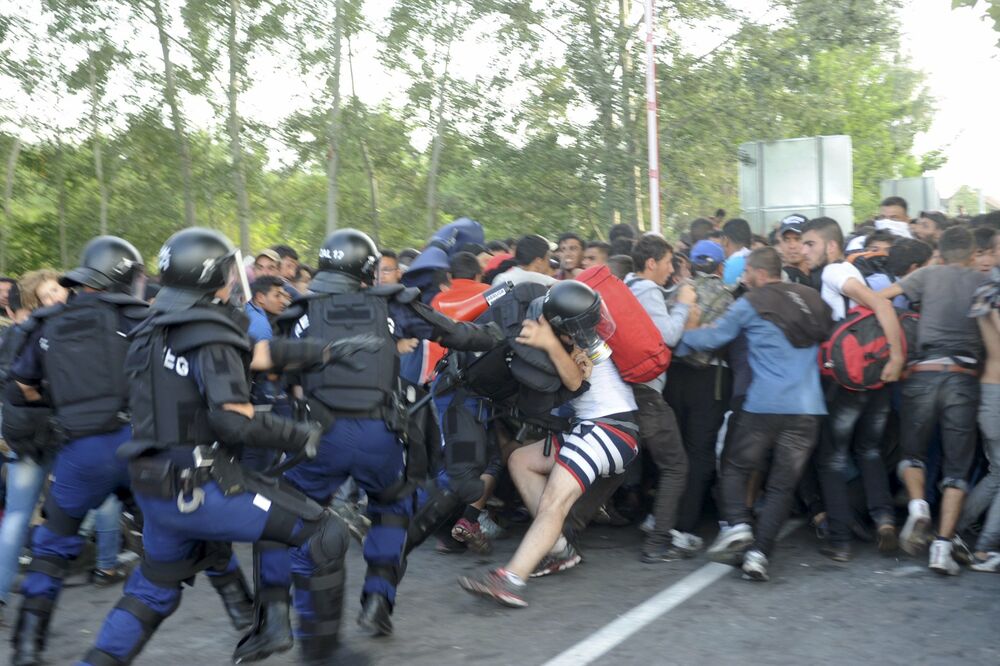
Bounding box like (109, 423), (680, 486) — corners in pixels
(576, 265), (671, 383)
(819, 306), (914, 391)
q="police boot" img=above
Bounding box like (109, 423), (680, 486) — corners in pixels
(11, 605), (52, 666)
(209, 568), (255, 631)
(232, 589), (294, 664)
(356, 593), (393, 637)
(298, 567), (345, 666)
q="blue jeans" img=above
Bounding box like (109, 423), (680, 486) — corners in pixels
(0, 456), (50, 603)
(80, 495), (123, 571)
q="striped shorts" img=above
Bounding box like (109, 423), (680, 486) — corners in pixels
(554, 421), (638, 492)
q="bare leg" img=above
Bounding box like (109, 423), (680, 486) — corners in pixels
(506, 465), (584, 580)
(509, 441), (555, 518)
(937, 488), (966, 539)
(903, 467), (926, 501)
(471, 475), (498, 512)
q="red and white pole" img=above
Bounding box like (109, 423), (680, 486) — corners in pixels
(644, 0), (661, 234)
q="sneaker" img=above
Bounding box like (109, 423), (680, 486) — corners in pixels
(639, 514), (656, 534)
(707, 523), (754, 566)
(451, 518), (493, 554)
(478, 510), (506, 540)
(669, 530), (704, 556)
(928, 539), (960, 576)
(641, 540), (686, 563)
(970, 551), (1000, 573)
(90, 566), (128, 587)
(531, 543), (582, 578)
(900, 499), (932, 556)
(592, 506), (613, 525)
(819, 542), (852, 562)
(951, 535), (973, 566)
(458, 569), (528, 608)
(604, 504), (632, 527)
(435, 535), (468, 554)
(876, 522), (898, 554)
(741, 549), (769, 582)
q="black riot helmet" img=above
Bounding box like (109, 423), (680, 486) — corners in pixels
(542, 280), (615, 364)
(60, 236), (144, 295)
(317, 229), (380, 285)
(153, 227), (250, 312)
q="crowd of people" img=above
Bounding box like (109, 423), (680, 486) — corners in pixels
(0, 197), (996, 664)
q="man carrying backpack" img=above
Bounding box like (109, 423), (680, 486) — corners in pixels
(680, 248), (831, 581)
(665, 239), (734, 538)
(624, 235), (700, 562)
(877, 226), (989, 574)
(801, 217), (905, 562)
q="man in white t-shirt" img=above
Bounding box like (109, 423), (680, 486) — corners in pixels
(800, 217), (905, 562)
(458, 282), (638, 608)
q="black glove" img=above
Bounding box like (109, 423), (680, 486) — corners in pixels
(323, 334), (385, 366)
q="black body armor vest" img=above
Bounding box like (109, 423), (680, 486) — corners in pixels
(39, 293), (148, 439)
(123, 306), (251, 459)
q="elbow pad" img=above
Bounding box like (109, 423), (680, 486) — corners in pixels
(268, 338), (328, 373)
(208, 410), (321, 456)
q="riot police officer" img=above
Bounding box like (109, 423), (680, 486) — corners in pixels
(5, 236), (154, 665)
(78, 228), (376, 666)
(236, 229), (502, 659)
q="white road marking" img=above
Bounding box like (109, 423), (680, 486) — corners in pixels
(543, 519), (805, 666)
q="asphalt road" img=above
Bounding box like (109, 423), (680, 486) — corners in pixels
(1, 522), (997, 666)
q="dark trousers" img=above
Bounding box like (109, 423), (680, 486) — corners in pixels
(634, 384), (688, 544)
(720, 413), (820, 557)
(816, 385), (894, 544)
(665, 363), (731, 532)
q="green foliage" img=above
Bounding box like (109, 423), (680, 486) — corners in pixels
(0, 0), (943, 277)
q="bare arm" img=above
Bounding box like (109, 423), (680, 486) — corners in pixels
(843, 277), (904, 381)
(876, 283), (904, 301)
(16, 381), (42, 403)
(516, 316), (585, 392)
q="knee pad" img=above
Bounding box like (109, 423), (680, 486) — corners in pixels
(40, 496), (84, 538)
(308, 511), (349, 566)
(896, 458), (925, 480)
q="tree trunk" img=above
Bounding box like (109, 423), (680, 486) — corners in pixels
(325, 0), (343, 234)
(348, 38), (381, 244)
(88, 57), (109, 235)
(227, 0), (252, 253)
(1, 137), (21, 274)
(152, 0), (196, 227)
(56, 136), (69, 268)
(619, 0), (640, 230)
(425, 34), (455, 236)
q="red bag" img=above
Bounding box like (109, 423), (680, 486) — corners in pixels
(819, 306), (912, 391)
(576, 265), (671, 383)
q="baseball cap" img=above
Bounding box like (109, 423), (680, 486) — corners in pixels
(690, 240), (725, 266)
(254, 249), (281, 264)
(778, 214), (807, 237)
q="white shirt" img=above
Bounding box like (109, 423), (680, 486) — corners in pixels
(491, 266), (557, 288)
(820, 261), (865, 321)
(569, 358), (637, 422)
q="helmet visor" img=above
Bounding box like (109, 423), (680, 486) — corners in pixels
(224, 250), (252, 308)
(561, 300), (616, 364)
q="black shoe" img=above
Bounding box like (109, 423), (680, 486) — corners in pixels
(211, 570), (255, 631)
(90, 566), (128, 588)
(641, 541), (686, 564)
(356, 594), (393, 637)
(233, 600), (294, 664)
(819, 542), (852, 562)
(12, 608), (51, 666)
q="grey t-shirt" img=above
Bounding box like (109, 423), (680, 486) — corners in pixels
(900, 264), (989, 362)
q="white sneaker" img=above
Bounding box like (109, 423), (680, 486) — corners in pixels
(741, 549), (769, 582)
(478, 510), (506, 540)
(669, 529), (704, 555)
(971, 551), (1000, 573)
(928, 540), (960, 576)
(900, 499), (932, 556)
(707, 523), (754, 566)
(640, 514), (656, 534)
